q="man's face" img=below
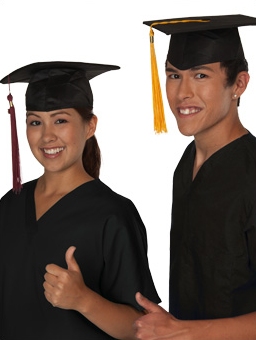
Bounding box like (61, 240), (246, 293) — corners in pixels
(165, 61), (235, 140)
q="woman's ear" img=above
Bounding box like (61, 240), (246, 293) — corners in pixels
(86, 115), (98, 140)
(233, 71), (250, 98)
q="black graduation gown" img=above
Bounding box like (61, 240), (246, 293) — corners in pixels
(169, 133), (256, 320)
(0, 179), (160, 339)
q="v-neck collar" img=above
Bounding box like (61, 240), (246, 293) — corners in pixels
(26, 178), (99, 225)
(190, 133), (251, 184)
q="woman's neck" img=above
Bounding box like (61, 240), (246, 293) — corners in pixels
(34, 168), (94, 220)
(36, 168), (94, 196)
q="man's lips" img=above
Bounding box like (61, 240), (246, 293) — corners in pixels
(178, 107), (201, 115)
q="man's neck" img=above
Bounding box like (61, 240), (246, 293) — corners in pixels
(192, 123), (248, 180)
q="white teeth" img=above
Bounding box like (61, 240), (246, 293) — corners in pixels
(180, 108), (191, 115)
(180, 108), (199, 115)
(43, 147), (64, 155)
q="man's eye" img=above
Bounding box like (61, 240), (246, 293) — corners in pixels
(167, 74), (180, 79)
(195, 73), (207, 79)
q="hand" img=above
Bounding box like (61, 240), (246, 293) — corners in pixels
(43, 246), (87, 310)
(134, 292), (184, 340)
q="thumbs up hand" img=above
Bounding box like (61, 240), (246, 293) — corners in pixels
(134, 292), (179, 339)
(43, 246), (87, 310)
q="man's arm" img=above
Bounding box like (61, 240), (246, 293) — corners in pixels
(134, 292), (256, 340)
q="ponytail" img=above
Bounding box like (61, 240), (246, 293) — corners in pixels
(82, 135), (101, 178)
(75, 107), (101, 178)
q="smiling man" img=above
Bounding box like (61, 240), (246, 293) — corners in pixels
(134, 15), (256, 339)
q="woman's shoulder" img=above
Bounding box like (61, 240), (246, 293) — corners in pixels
(82, 180), (143, 224)
(0, 179), (37, 203)
(92, 179), (136, 210)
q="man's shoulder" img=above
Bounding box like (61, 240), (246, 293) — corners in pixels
(239, 132), (256, 161)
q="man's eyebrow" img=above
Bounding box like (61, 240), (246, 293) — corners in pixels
(190, 65), (214, 72)
(165, 66), (178, 72)
(165, 65), (215, 73)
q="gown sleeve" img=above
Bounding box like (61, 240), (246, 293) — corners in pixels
(100, 198), (161, 310)
(245, 198), (256, 271)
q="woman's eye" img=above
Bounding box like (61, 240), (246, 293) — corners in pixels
(55, 119), (67, 124)
(29, 120), (41, 126)
(195, 73), (207, 79)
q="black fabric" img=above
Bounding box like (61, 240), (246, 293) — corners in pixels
(0, 179), (160, 339)
(25, 69), (94, 111)
(143, 14), (256, 70)
(169, 133), (256, 320)
(167, 28), (244, 70)
(143, 15), (256, 35)
(1, 62), (120, 83)
(0, 61), (120, 110)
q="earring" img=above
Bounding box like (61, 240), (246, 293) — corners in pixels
(233, 94), (238, 99)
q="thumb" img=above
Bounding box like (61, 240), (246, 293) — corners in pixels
(65, 246), (80, 272)
(135, 292), (162, 314)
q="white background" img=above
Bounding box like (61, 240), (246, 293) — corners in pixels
(0, 0), (256, 310)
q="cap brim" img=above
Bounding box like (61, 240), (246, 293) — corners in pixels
(0, 61), (120, 84)
(143, 14), (256, 35)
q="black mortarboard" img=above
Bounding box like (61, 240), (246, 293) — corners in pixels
(1, 61), (120, 111)
(143, 14), (256, 133)
(0, 61), (120, 193)
(144, 14), (256, 70)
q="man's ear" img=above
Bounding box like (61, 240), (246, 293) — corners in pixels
(233, 71), (250, 98)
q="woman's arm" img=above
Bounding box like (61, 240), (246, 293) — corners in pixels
(43, 246), (143, 340)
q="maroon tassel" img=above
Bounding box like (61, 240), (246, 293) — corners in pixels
(7, 93), (22, 193)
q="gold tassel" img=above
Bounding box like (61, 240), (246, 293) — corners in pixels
(150, 27), (167, 133)
(148, 19), (209, 133)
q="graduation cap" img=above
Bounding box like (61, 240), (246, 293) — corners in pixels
(143, 14), (256, 133)
(0, 61), (120, 193)
(1, 61), (120, 111)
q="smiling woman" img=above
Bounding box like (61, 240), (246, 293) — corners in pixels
(0, 61), (160, 340)
(26, 109), (95, 176)
(25, 107), (98, 220)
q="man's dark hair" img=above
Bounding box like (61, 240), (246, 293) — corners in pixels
(220, 58), (249, 87)
(221, 59), (249, 106)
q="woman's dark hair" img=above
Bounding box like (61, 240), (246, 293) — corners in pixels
(220, 58), (249, 87)
(75, 107), (101, 179)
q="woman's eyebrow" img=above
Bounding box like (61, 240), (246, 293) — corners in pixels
(26, 112), (40, 118)
(26, 110), (72, 118)
(49, 111), (72, 117)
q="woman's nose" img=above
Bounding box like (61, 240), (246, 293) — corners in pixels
(41, 125), (57, 143)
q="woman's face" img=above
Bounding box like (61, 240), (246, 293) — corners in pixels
(26, 108), (96, 174)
